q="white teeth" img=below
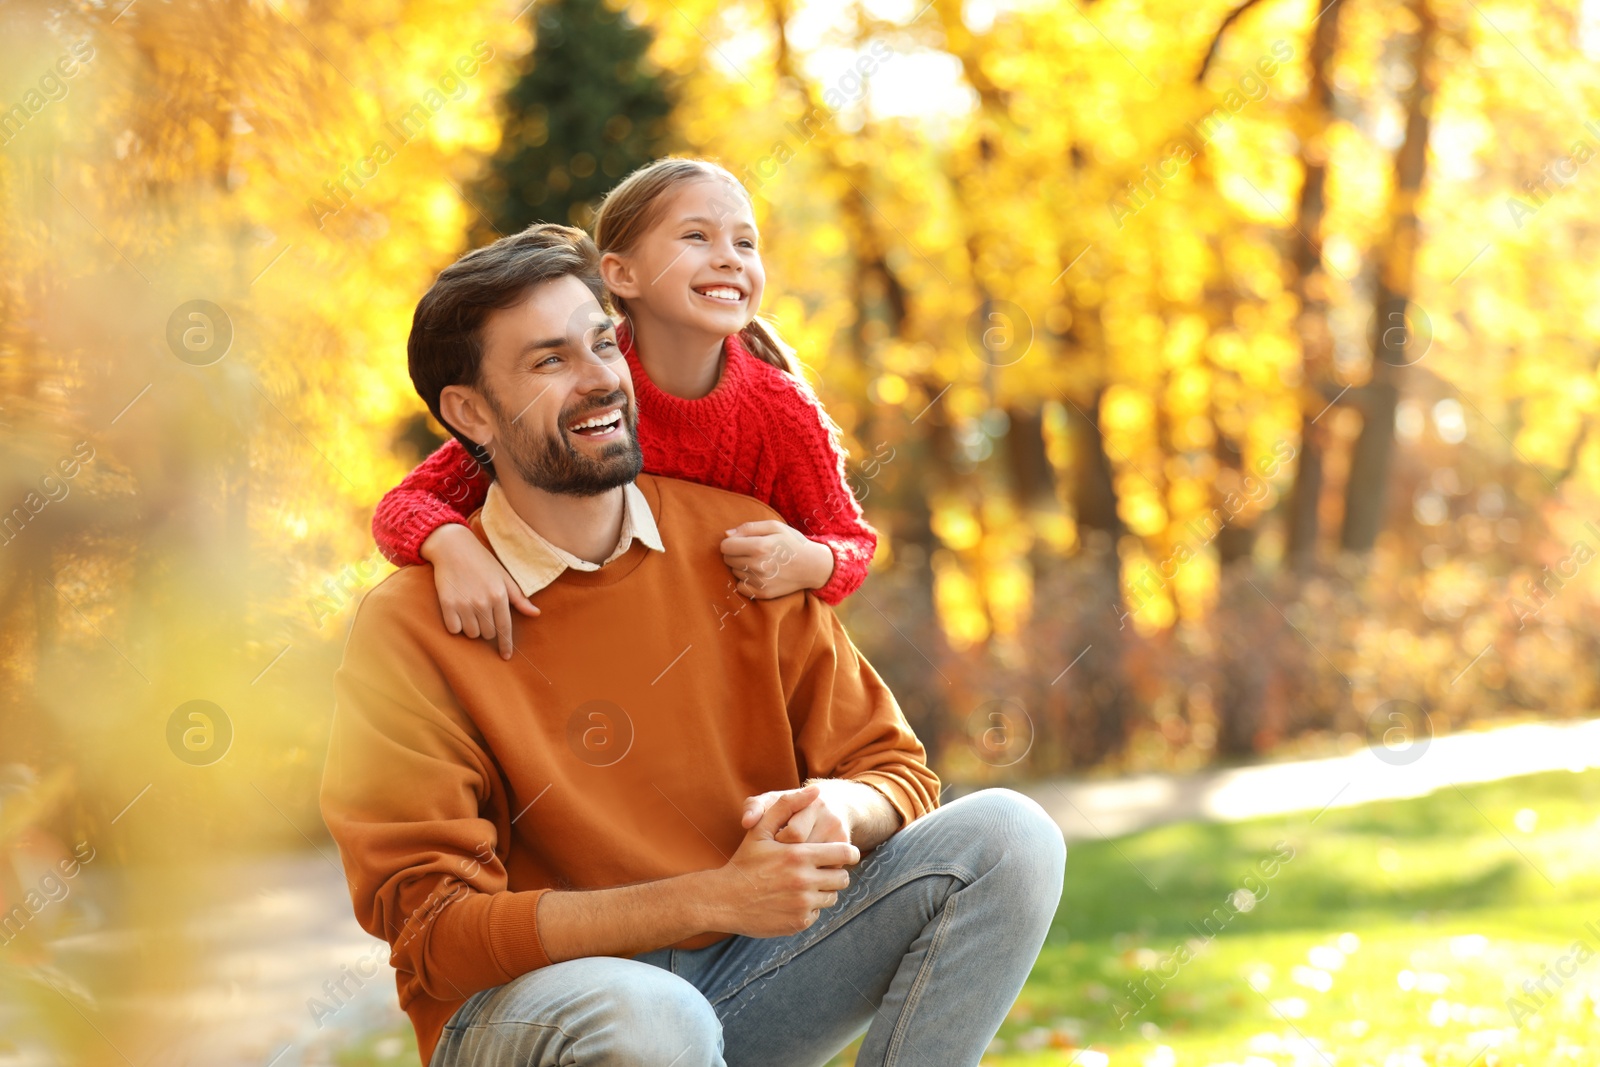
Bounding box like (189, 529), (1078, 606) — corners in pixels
(698, 287), (743, 301)
(571, 410), (621, 431)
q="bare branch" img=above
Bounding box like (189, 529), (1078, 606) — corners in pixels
(1196, 0), (1270, 82)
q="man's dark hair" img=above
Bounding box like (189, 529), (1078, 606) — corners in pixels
(408, 223), (610, 471)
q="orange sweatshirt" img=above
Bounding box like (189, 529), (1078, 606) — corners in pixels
(319, 473), (941, 1066)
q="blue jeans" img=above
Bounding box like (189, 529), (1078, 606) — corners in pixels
(427, 788), (1066, 1066)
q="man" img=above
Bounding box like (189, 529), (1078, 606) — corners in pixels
(319, 223), (1066, 1067)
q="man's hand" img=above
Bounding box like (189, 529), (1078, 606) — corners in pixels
(741, 778), (904, 857)
(704, 784), (859, 938)
(741, 784), (852, 846)
(720, 520), (835, 599)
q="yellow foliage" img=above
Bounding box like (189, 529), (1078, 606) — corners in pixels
(932, 549), (990, 650)
(931, 502), (983, 552)
(7, 0), (1600, 866)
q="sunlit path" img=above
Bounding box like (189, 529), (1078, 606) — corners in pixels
(43, 855), (402, 1067)
(1003, 716), (1600, 842)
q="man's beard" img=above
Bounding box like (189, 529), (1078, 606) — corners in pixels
(482, 385), (644, 496)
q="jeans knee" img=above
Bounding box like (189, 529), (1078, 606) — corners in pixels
(586, 966), (724, 1065)
(961, 788), (1067, 889)
(435, 960), (724, 1067)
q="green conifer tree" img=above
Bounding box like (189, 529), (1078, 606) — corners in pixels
(472, 0), (675, 238)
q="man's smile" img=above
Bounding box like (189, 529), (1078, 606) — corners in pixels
(567, 404), (625, 440)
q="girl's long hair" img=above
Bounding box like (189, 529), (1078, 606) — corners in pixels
(593, 157), (799, 377)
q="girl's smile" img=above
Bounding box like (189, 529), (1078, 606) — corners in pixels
(604, 177), (767, 351)
(693, 283), (747, 305)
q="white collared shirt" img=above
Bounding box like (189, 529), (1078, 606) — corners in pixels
(480, 479), (665, 597)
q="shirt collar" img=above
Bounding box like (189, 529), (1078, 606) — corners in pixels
(480, 479), (665, 597)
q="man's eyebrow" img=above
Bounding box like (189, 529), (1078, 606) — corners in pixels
(517, 336), (569, 356)
(515, 320), (612, 359)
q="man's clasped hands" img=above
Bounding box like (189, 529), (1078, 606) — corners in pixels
(718, 782), (860, 938)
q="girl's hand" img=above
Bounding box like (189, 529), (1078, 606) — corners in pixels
(720, 520), (836, 599)
(419, 524), (540, 659)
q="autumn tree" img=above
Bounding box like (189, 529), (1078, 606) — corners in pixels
(472, 0), (674, 236)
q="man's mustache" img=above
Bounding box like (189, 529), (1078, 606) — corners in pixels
(560, 391), (631, 428)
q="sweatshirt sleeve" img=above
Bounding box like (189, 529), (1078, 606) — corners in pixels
(780, 594), (941, 830)
(372, 437), (491, 567)
(319, 581), (552, 1006)
(765, 378), (879, 606)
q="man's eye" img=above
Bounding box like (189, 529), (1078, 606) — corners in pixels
(536, 355), (560, 368)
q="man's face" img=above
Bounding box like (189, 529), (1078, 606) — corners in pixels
(475, 275), (643, 495)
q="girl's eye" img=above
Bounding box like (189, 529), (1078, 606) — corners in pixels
(738, 239), (757, 250)
(683, 230), (706, 241)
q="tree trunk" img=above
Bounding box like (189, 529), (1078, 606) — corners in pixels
(1214, 433), (1257, 564)
(1005, 407), (1052, 504)
(1007, 403), (1064, 585)
(1342, 0), (1435, 552)
(1285, 0), (1345, 566)
(1065, 387), (1124, 554)
(767, 0), (905, 440)
(871, 376), (954, 768)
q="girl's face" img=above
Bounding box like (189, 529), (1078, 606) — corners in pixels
(611, 177), (766, 340)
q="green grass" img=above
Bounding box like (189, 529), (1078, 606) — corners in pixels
(828, 767), (1600, 1066)
(334, 1029), (415, 1067)
(340, 769), (1600, 1066)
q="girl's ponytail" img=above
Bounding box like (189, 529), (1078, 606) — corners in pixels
(737, 316), (799, 377)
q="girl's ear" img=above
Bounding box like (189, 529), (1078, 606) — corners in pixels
(439, 384), (495, 452)
(599, 251), (640, 301)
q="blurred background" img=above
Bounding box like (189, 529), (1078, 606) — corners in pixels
(4, 0), (1600, 1063)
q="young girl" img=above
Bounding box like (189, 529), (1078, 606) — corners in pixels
(372, 158), (878, 659)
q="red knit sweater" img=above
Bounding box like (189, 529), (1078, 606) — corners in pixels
(372, 323), (877, 604)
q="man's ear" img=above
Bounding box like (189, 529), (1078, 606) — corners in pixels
(439, 384), (495, 453)
(599, 251), (641, 302)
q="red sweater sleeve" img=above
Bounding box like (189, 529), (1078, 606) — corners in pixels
(372, 437), (491, 567)
(765, 377), (879, 605)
